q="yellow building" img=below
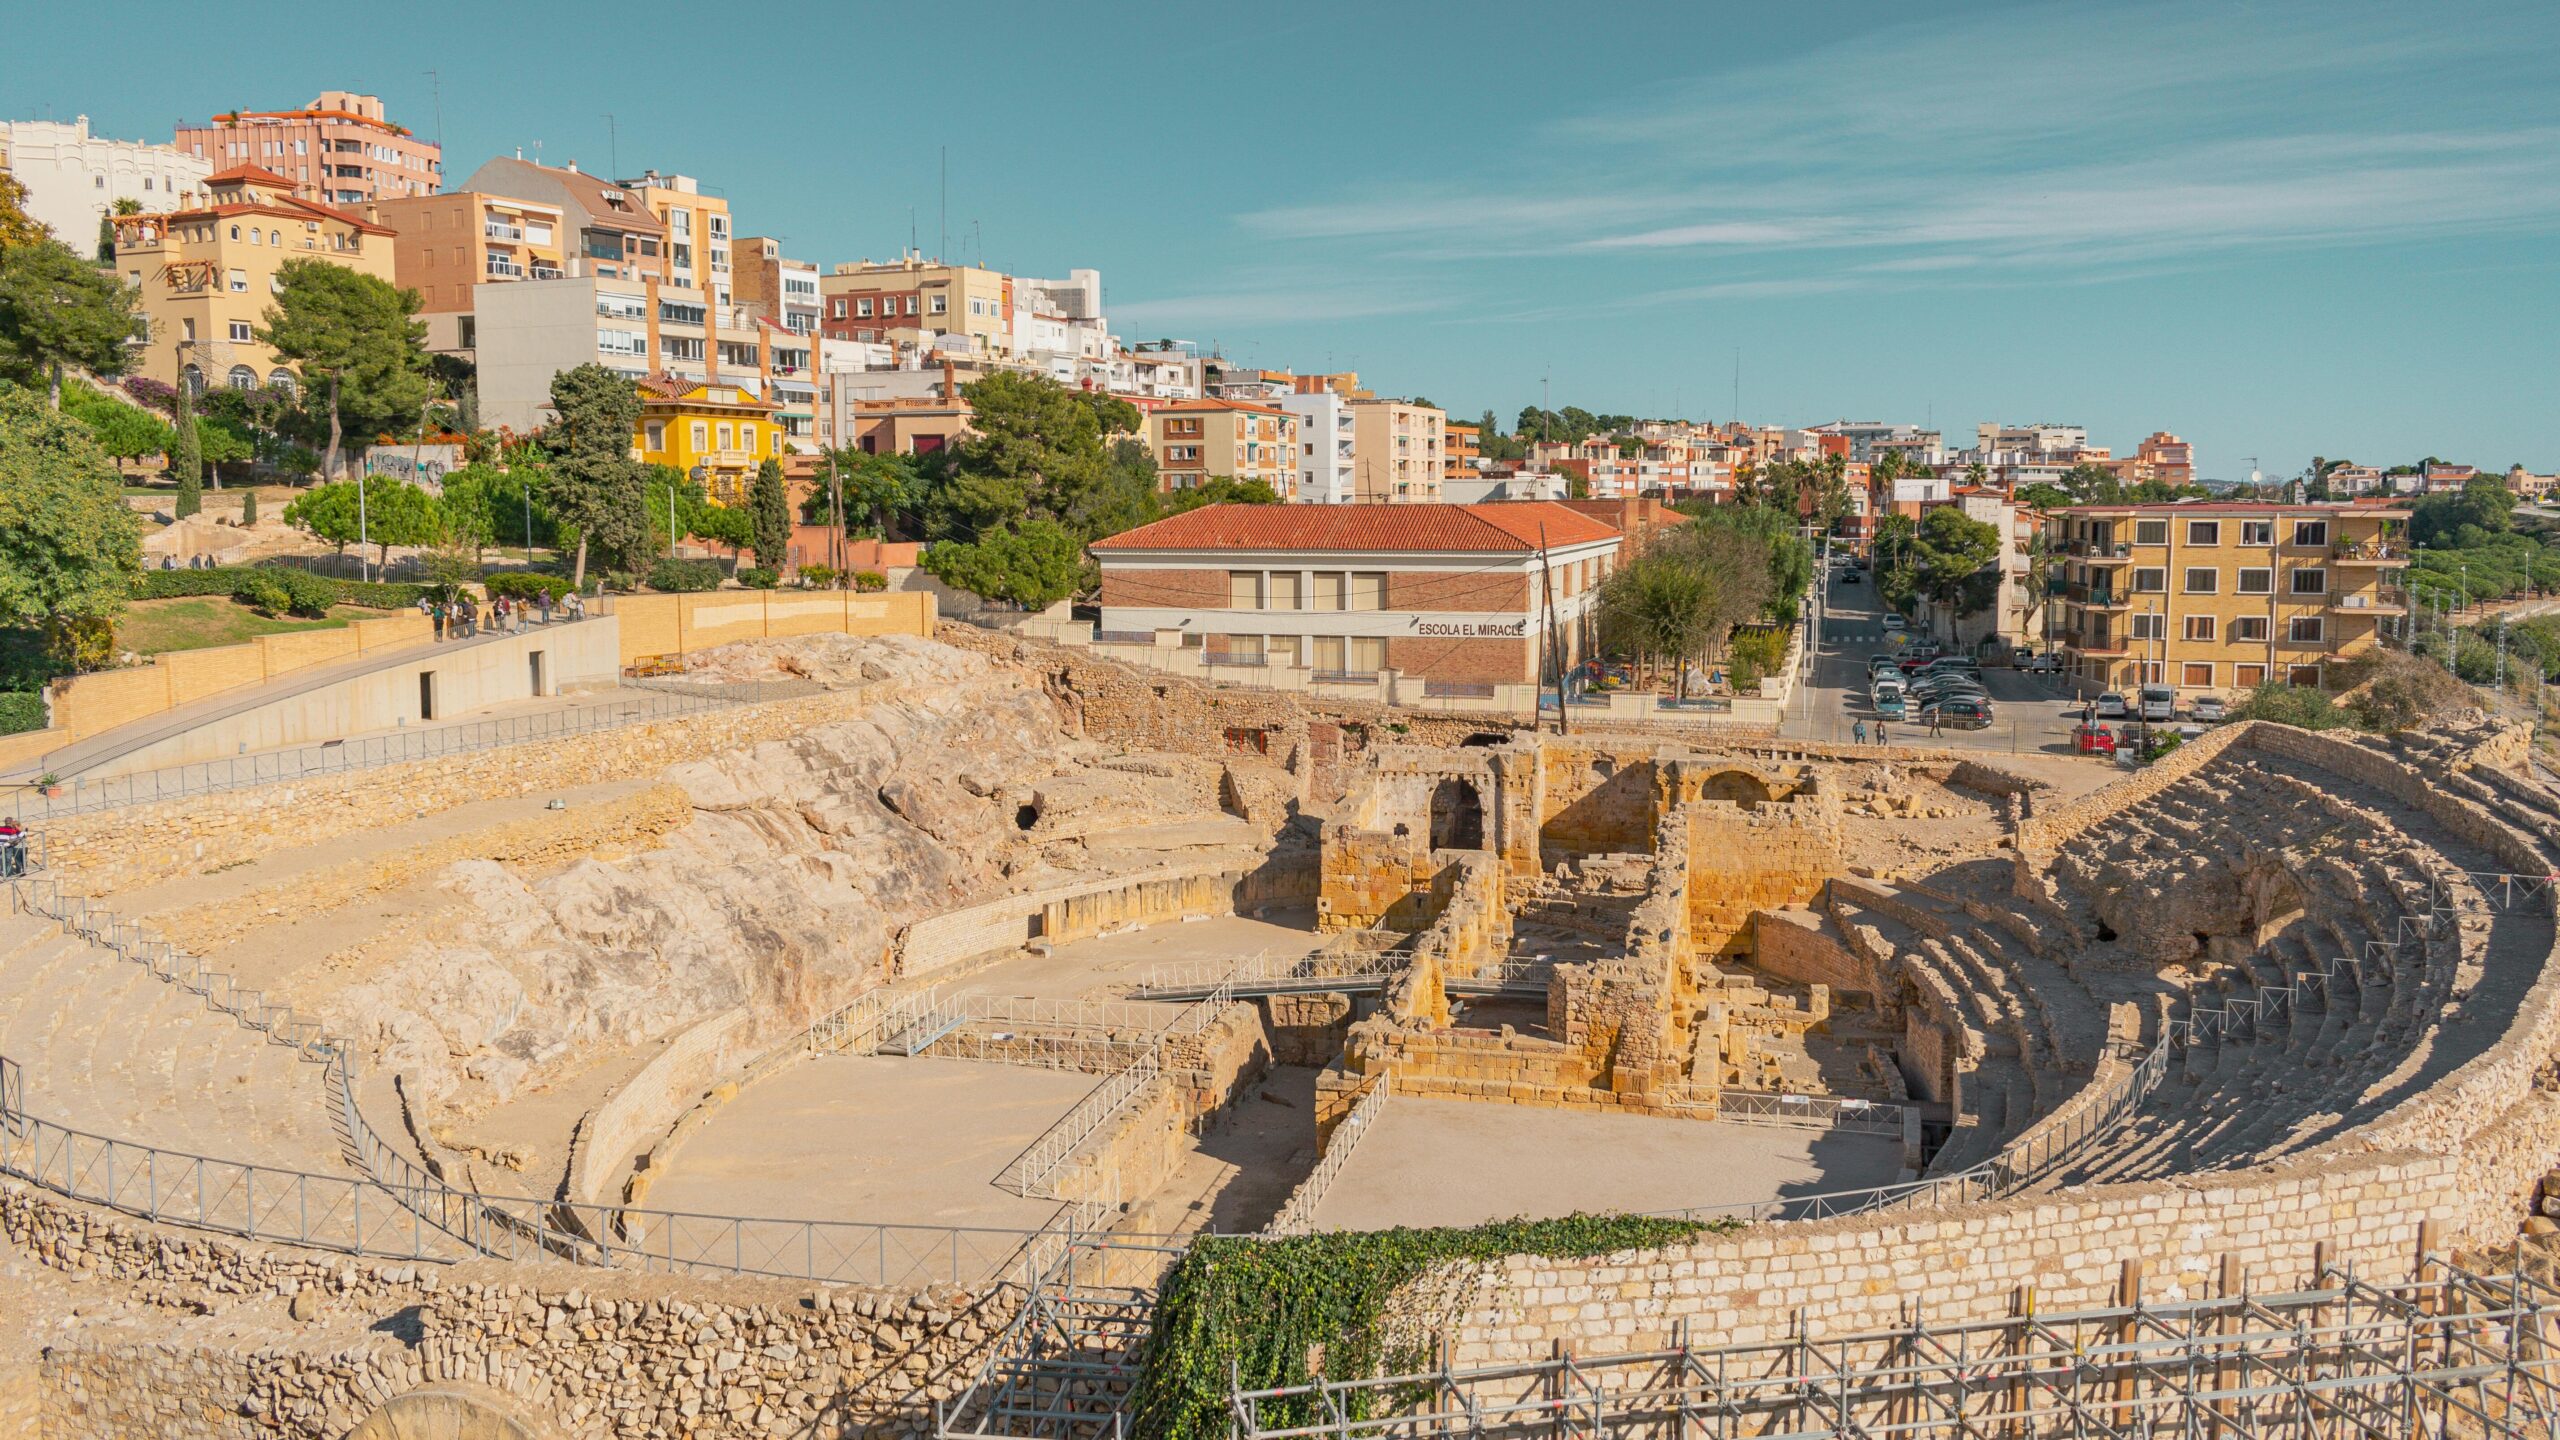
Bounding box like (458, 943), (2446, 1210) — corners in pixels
(110, 165), (397, 391)
(634, 375), (782, 506)
(1147, 398), (1299, 493)
(2046, 502), (2411, 697)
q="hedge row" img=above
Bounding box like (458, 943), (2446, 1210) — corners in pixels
(134, 566), (427, 609)
(0, 692), (43, 736)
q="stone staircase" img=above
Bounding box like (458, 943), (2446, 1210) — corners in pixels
(0, 908), (353, 1176)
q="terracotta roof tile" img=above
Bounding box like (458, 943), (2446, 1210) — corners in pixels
(205, 164), (297, 187)
(1092, 502), (1623, 554)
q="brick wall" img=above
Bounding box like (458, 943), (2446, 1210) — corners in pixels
(1097, 567), (1227, 610)
(1386, 570), (1531, 612)
(1384, 634), (1536, 685)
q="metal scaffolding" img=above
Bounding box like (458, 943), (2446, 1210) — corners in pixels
(1224, 1258), (2560, 1440)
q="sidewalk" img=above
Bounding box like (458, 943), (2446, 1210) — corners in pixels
(3, 613), (602, 786)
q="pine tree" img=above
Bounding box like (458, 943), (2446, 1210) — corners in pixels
(241, 488), (259, 526)
(172, 389), (202, 519)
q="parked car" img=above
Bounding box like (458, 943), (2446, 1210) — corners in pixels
(1839, 569), (1863, 584)
(2094, 692), (2131, 720)
(1881, 614), (1906, 632)
(1916, 657), (1981, 677)
(1920, 698), (1995, 730)
(1872, 688), (1907, 720)
(1868, 654), (1908, 674)
(2189, 695), (2229, 723)
(2138, 684), (2178, 723)
(2072, 723), (2119, 756)
(2022, 652), (2065, 675)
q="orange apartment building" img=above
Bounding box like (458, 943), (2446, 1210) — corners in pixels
(372, 191), (567, 352)
(2046, 501), (2411, 698)
(173, 93), (439, 206)
(1147, 398), (1299, 494)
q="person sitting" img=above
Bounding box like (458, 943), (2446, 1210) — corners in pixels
(0, 817), (26, 878)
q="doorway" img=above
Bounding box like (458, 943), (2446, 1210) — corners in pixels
(528, 650), (547, 698)
(418, 671), (437, 721)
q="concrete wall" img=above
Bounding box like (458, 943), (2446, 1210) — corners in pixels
(613, 590), (935, 666)
(30, 612), (433, 755)
(564, 1006), (752, 1209)
(85, 621), (623, 778)
(895, 856), (1317, 978)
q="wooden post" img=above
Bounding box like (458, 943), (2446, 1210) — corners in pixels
(2113, 1259), (2143, 1423)
(2215, 1255), (2244, 1437)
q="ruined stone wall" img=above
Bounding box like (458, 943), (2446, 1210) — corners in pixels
(567, 1006), (753, 1209)
(897, 857), (1312, 977)
(1316, 821), (1429, 932)
(1681, 790), (1843, 954)
(2016, 719), (2256, 856)
(3, 1176), (1014, 1440)
(1751, 908), (1892, 1002)
(1534, 745), (1661, 857)
(1260, 992), (1353, 1067)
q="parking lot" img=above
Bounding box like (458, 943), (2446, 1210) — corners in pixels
(1782, 561), (2090, 755)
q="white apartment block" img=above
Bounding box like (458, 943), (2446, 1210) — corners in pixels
(0, 117), (212, 247)
(1278, 388), (1357, 503)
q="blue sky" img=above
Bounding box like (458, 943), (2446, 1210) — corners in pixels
(12, 0), (2556, 476)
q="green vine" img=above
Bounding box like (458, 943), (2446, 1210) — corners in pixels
(1128, 1214), (1733, 1440)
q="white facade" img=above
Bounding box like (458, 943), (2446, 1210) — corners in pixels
(1278, 389), (1357, 503)
(0, 117), (212, 247)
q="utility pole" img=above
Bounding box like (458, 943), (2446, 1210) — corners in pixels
(1539, 524), (1570, 735)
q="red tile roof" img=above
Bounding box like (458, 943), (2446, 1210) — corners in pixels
(1092, 503), (1624, 554)
(1154, 397), (1290, 418)
(206, 165), (297, 187)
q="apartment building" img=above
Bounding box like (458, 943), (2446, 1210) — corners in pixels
(620, 171), (731, 304)
(836, 394), (972, 457)
(1445, 421), (1482, 481)
(733, 236), (822, 336)
(1148, 399), (1299, 494)
(1275, 376), (1361, 504)
(451, 157), (669, 286)
(471, 274), (773, 433)
(2507, 465), (2557, 500)
(174, 93), (438, 205)
(0, 117), (211, 245)
(2045, 502), (2411, 698)
(1803, 420), (1943, 466)
(372, 191), (566, 353)
(634, 376), (782, 506)
(110, 166), (396, 391)
(820, 252), (1012, 354)
(1090, 502), (1623, 689)
(1351, 399), (1445, 502)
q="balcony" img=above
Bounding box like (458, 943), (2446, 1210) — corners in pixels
(2331, 541), (2407, 564)
(2327, 587), (2409, 616)
(2056, 580), (2128, 609)
(701, 449), (757, 468)
(2064, 538), (2134, 563)
(485, 258), (525, 280)
(2057, 630), (2130, 657)
(485, 221), (525, 242)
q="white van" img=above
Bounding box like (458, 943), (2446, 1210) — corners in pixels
(2138, 684), (2177, 722)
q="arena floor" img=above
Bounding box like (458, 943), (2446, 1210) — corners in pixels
(1311, 1096), (1909, 1230)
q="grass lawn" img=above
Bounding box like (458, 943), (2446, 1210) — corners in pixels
(112, 596), (366, 656)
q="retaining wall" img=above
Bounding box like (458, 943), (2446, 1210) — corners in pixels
(613, 590), (934, 667)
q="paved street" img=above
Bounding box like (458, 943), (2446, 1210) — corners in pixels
(1781, 562), (2090, 756)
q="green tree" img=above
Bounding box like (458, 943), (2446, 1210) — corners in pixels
(921, 518), (1082, 610)
(2058, 461), (2122, 503)
(281, 480), (359, 555)
(543, 363), (649, 588)
(1077, 390), (1144, 437)
(282, 475), (442, 566)
(259, 257), (429, 479)
(938, 372), (1114, 539)
(0, 239), (145, 408)
(1165, 476), (1282, 512)
(1596, 552), (1723, 700)
(195, 414), (255, 487)
(747, 456), (792, 570)
(2412, 474), (2515, 548)
(0, 171), (44, 256)
(436, 461), (505, 560)
(62, 387), (173, 466)
(2015, 482), (2073, 511)
(172, 389), (202, 519)
(1908, 506), (2004, 635)
(0, 389), (144, 670)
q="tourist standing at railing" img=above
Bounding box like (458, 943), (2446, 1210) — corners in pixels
(538, 592), (553, 626)
(429, 602), (446, 642)
(567, 592), (585, 623)
(0, 817), (24, 878)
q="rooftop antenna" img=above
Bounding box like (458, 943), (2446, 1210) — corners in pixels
(602, 113), (617, 177)
(425, 69), (444, 161)
(909, 206), (917, 258)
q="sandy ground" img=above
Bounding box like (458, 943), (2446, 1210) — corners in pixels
(951, 908), (1326, 1001)
(641, 1054), (1089, 1231)
(1312, 1096), (1907, 1231)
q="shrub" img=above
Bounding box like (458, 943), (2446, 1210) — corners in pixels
(0, 692), (45, 736)
(851, 569), (887, 593)
(272, 568), (337, 618)
(1726, 627), (1789, 690)
(645, 557), (723, 593)
(333, 579), (426, 609)
(2231, 680), (2348, 730)
(237, 576), (294, 615)
(798, 564), (839, 590)
(241, 489), (259, 525)
(736, 566), (779, 590)
(484, 572), (572, 604)
(134, 567), (252, 600)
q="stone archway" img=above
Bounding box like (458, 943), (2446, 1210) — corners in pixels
(1696, 768), (1777, 808)
(1428, 776), (1486, 851)
(344, 1382), (562, 1440)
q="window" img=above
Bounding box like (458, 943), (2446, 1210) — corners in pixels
(1313, 572), (1346, 610)
(2139, 661), (2166, 684)
(2237, 568), (2272, 595)
(247, 228), (260, 246)
(2232, 617), (2269, 642)
(1312, 636), (1345, 672)
(2135, 519), (2168, 545)
(2289, 568), (2327, 595)
(1228, 572), (1263, 609)
(928, 294), (947, 315)
(2240, 521), (2274, 545)
(2288, 616), (2326, 643)
(903, 296), (918, 315)
(2131, 567), (2166, 593)
(2130, 613), (2165, 639)
(690, 422), (708, 450)
(1270, 572), (1302, 610)
(855, 298), (874, 317)
(645, 421), (665, 450)
(2236, 663), (2268, 688)
(715, 423), (734, 450)
(2288, 664), (2323, 686)
(226, 321), (252, 342)
(743, 430), (758, 455)
(2182, 663), (2215, 687)
(1347, 572), (1385, 610)
(229, 224), (241, 240)
(2181, 567), (2218, 594)
(227, 268), (247, 292)
(2183, 616), (2217, 641)
(226, 364), (257, 390)
(2186, 520), (2221, 545)
(2291, 520), (2329, 548)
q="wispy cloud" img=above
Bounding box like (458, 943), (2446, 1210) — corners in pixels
(1235, 0), (2560, 303)
(1109, 285), (1448, 333)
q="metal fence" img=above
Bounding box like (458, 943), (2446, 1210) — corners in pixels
(1262, 1071), (1392, 1238)
(1709, 1089), (1910, 1138)
(999, 1055), (1164, 1199)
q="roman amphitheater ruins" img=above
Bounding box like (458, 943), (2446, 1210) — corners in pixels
(3, 615), (2560, 1439)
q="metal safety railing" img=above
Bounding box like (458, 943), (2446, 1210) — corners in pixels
(1262, 1071), (1393, 1238)
(998, 1055), (1163, 1200)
